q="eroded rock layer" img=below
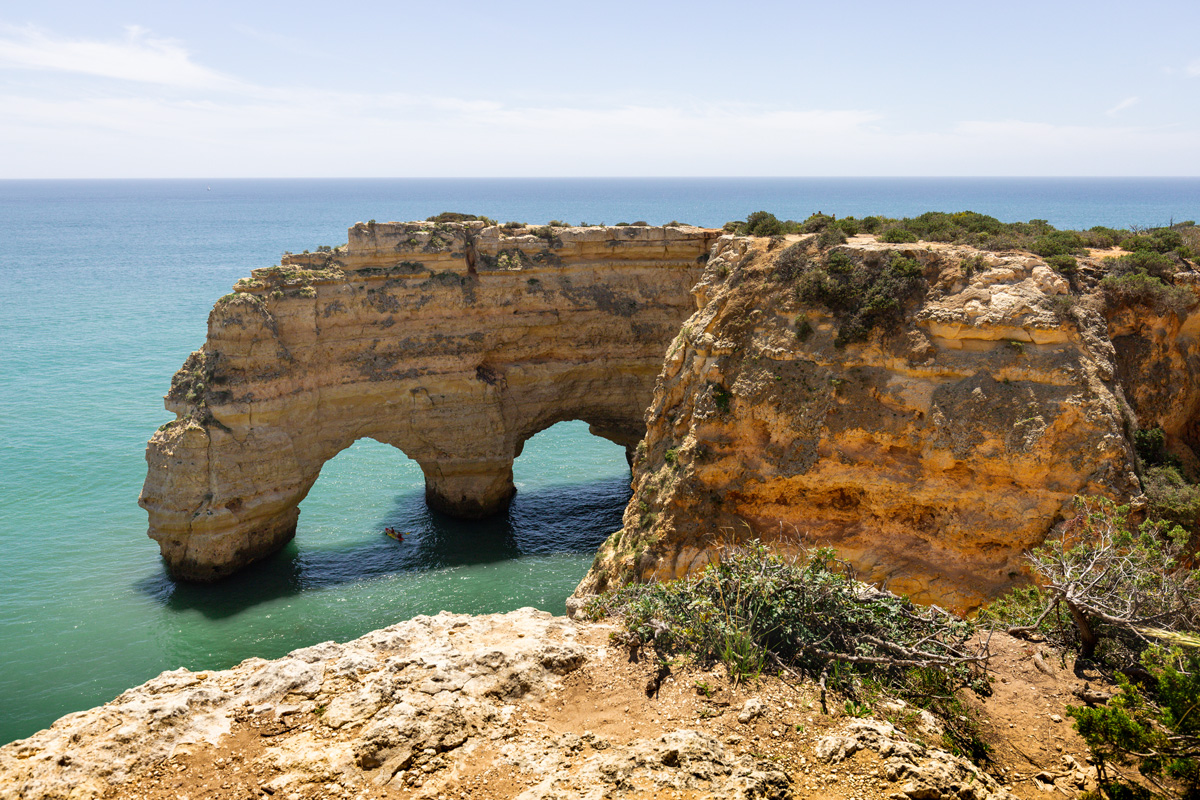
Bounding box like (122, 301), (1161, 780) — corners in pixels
(140, 222), (716, 580)
(575, 235), (1145, 611)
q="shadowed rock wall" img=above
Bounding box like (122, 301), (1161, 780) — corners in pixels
(140, 222), (717, 581)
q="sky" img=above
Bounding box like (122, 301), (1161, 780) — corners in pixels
(1, 0), (1198, 178)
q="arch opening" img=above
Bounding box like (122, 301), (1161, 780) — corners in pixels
(191, 423), (632, 597)
(508, 420), (632, 554)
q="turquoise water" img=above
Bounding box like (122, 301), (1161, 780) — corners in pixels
(1, 178), (1197, 745)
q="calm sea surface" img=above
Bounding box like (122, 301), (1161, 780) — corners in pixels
(1, 177), (1197, 744)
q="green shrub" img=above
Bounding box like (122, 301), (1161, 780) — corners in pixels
(772, 242), (811, 282)
(1101, 272), (1193, 314)
(1069, 645), (1200, 800)
(426, 211), (498, 225)
(881, 227), (919, 244)
(1122, 229), (1184, 254)
(817, 225), (847, 250)
(788, 249), (925, 347)
(1107, 251), (1180, 282)
(587, 543), (989, 753)
(1143, 466), (1200, 535)
(837, 217), (860, 236)
(711, 383), (732, 413)
(1031, 230), (1087, 258)
(725, 212), (807, 237)
(1135, 428), (1177, 469)
(980, 235), (1023, 252)
(745, 211), (785, 237)
(795, 314), (814, 342)
(960, 254), (987, 278)
(1046, 254), (1078, 274)
(995, 497), (1200, 665)
(860, 216), (883, 233)
(1085, 226), (1127, 249)
(801, 212), (836, 233)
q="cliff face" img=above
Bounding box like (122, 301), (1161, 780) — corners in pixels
(140, 222), (717, 581)
(575, 234), (1144, 611)
(1107, 286), (1200, 470)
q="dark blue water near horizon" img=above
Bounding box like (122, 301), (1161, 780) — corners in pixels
(4, 176), (1198, 233)
(1, 176), (1197, 746)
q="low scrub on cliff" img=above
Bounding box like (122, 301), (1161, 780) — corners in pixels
(1119, 223), (1199, 259)
(1070, 644), (1200, 800)
(984, 497), (1200, 667)
(1142, 467), (1200, 537)
(425, 211), (499, 226)
(725, 212), (1200, 273)
(1133, 428), (1200, 537)
(1100, 252), (1194, 314)
(723, 211), (862, 240)
(774, 244), (927, 347)
(983, 498), (1200, 798)
(586, 543), (991, 757)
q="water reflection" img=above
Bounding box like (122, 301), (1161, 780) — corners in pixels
(135, 475), (630, 619)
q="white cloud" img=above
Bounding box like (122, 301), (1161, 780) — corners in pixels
(230, 24), (303, 50)
(1188, 58), (1200, 77)
(0, 86), (894, 177)
(0, 24), (1195, 177)
(0, 24), (241, 90)
(1105, 96), (1139, 116)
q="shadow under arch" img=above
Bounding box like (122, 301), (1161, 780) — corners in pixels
(136, 422), (631, 619)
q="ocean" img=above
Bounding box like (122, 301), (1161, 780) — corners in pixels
(1, 177), (1197, 745)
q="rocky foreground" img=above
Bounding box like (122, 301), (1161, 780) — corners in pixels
(1, 609), (1100, 800)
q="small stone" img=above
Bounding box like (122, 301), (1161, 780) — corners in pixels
(738, 698), (765, 724)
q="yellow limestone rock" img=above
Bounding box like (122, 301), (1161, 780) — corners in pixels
(140, 222), (717, 581)
(574, 236), (1141, 612)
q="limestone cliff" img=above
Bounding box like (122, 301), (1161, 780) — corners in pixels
(140, 222), (716, 581)
(575, 234), (1149, 611)
(1106, 280), (1200, 472)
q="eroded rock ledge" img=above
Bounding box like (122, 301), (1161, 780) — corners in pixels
(140, 222), (717, 581)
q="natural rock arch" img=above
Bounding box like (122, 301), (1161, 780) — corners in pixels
(140, 221), (717, 581)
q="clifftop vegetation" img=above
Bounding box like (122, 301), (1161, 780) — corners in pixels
(722, 210), (1199, 264)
